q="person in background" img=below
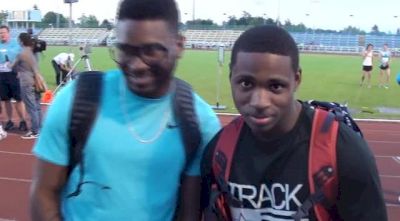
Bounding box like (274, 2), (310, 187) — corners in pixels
(27, 28), (40, 62)
(30, 0), (221, 220)
(51, 52), (74, 86)
(0, 25), (27, 132)
(378, 43), (391, 89)
(12, 32), (43, 139)
(360, 43), (374, 88)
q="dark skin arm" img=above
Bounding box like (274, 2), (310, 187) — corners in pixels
(175, 175), (201, 221)
(30, 159), (68, 221)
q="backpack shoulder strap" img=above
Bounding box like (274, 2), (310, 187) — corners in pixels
(206, 116), (244, 221)
(173, 78), (201, 170)
(294, 108), (339, 221)
(310, 108), (339, 220)
(171, 78), (202, 220)
(67, 71), (103, 196)
(212, 116), (244, 181)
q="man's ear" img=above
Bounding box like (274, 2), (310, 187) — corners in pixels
(175, 34), (185, 58)
(294, 68), (302, 91)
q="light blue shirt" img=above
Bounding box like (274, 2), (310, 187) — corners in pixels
(0, 38), (21, 72)
(33, 70), (221, 221)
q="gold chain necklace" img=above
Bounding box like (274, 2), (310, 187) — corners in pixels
(119, 77), (170, 143)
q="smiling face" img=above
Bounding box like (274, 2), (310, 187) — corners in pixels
(115, 19), (183, 98)
(230, 52), (302, 139)
(0, 27), (10, 43)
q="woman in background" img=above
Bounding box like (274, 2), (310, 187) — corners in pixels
(13, 32), (43, 139)
(360, 43), (374, 88)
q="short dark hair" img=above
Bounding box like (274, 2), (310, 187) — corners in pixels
(230, 25), (299, 73)
(19, 32), (33, 47)
(0, 25), (10, 32)
(117, 0), (179, 33)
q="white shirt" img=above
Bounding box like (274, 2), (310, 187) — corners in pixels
(362, 51), (373, 66)
(380, 50), (390, 64)
(53, 53), (74, 66)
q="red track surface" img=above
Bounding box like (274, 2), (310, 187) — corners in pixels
(0, 107), (399, 221)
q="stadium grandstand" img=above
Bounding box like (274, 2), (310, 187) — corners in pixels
(2, 8), (111, 46)
(39, 28), (110, 45)
(2, 8), (399, 55)
(181, 29), (243, 49)
(178, 29), (400, 55)
(3, 24), (400, 56)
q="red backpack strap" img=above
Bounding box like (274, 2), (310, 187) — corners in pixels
(309, 108), (339, 220)
(293, 108), (339, 221)
(207, 116), (244, 221)
(213, 116), (244, 181)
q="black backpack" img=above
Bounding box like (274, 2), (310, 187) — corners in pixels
(66, 71), (201, 197)
(205, 100), (364, 221)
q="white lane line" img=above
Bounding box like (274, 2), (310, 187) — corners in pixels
(386, 203), (400, 207)
(2, 133), (24, 137)
(0, 218), (17, 221)
(362, 130), (400, 133)
(0, 177), (31, 183)
(393, 156), (400, 164)
(0, 150), (33, 156)
(354, 119), (400, 123)
(368, 140), (400, 144)
(375, 155), (398, 158)
(380, 175), (400, 178)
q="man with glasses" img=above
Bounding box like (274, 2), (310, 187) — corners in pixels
(30, 0), (221, 221)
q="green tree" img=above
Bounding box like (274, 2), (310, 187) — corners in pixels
(40, 11), (69, 28)
(0, 11), (7, 25)
(100, 19), (113, 30)
(264, 18), (276, 25)
(186, 19), (217, 26)
(226, 12), (276, 27)
(371, 25), (380, 34)
(78, 14), (99, 28)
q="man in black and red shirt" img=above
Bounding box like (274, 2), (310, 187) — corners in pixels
(201, 25), (387, 221)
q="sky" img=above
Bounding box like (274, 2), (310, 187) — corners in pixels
(2, 0), (400, 33)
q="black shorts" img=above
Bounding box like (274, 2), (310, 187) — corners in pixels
(0, 72), (22, 101)
(362, 66), (373, 72)
(380, 64), (389, 70)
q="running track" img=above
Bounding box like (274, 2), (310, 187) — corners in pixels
(0, 107), (399, 221)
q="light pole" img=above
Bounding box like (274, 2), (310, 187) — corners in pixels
(305, 13), (313, 33)
(192, 0), (195, 21)
(348, 14), (354, 35)
(183, 12), (192, 29)
(222, 13), (228, 29)
(276, 0), (281, 26)
(394, 16), (399, 34)
(263, 13), (267, 25)
(64, 0), (78, 48)
(305, 13), (309, 32)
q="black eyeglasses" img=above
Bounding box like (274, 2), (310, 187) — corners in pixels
(109, 42), (169, 66)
